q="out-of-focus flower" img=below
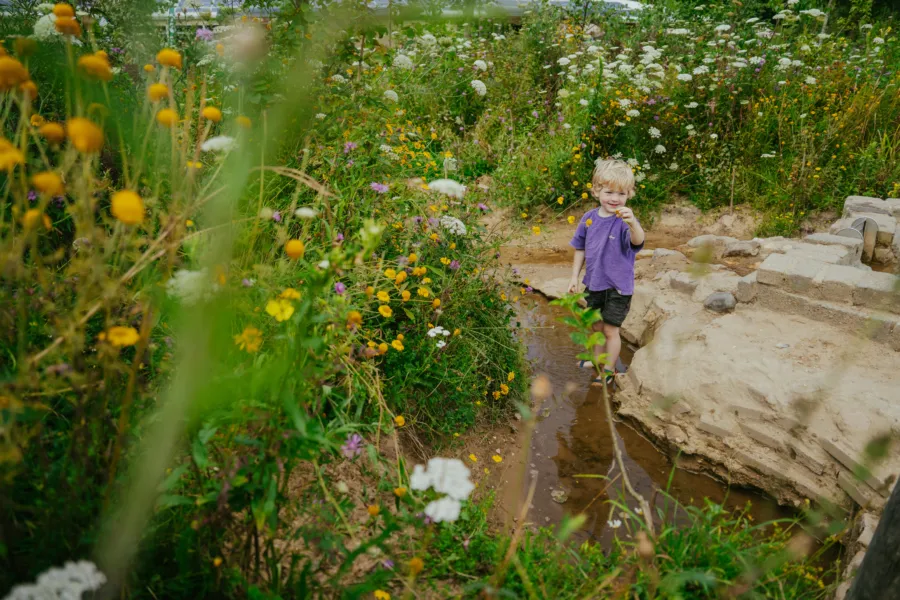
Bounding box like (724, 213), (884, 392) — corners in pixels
(341, 433), (364, 458)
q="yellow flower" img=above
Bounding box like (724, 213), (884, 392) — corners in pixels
(417, 288), (430, 298)
(52, 3), (74, 17)
(377, 291), (390, 303)
(367, 505), (380, 516)
(0, 57), (29, 92)
(532, 226), (541, 235)
(422, 277), (432, 284)
(581, 192), (588, 199)
(453, 328), (461, 336)
(105, 326), (140, 347)
(66, 118), (103, 152)
(148, 83), (168, 102)
(284, 239), (305, 259)
(492, 455), (503, 463)
(378, 305), (393, 318)
(508, 372), (515, 382)
(22, 209), (51, 231)
(143, 64), (155, 73)
(374, 591), (391, 600)
(391, 339), (404, 351)
(30, 114), (45, 127)
(18, 79), (35, 100)
(39, 122), (65, 144)
(111, 190), (145, 225)
(394, 486), (407, 498)
(54, 16), (81, 36)
(156, 108), (178, 127)
(365, 286), (375, 298)
(395, 271), (407, 285)
(77, 54), (112, 81)
(408, 253), (418, 262)
(201, 106), (222, 122)
(156, 48), (182, 69)
(347, 310), (363, 329)
(432, 298), (441, 309)
(568, 216), (576, 224)
(468, 454), (477, 462)
(409, 557), (424, 576)
(586, 183), (592, 189)
(378, 342), (388, 354)
(500, 384), (509, 395)
(557, 196), (564, 204)
(236, 115), (252, 129)
(440, 257), (450, 265)
(30, 172), (64, 196)
(500, 292), (507, 301)
(233, 327), (262, 353)
(265, 298), (295, 322)
(492, 391), (501, 400)
(384, 268), (397, 278)
(394, 415), (405, 427)
(213, 557), (223, 568)
(401, 290), (411, 301)
(585, 218), (593, 227)
(279, 288), (301, 300)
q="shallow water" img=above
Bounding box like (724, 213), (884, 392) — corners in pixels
(503, 296), (791, 546)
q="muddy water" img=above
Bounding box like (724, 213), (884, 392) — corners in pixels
(504, 296), (790, 546)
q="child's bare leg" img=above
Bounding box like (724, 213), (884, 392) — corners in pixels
(602, 323), (621, 373)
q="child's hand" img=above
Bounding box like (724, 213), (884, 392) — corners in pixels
(568, 279), (579, 294)
(615, 207), (637, 225)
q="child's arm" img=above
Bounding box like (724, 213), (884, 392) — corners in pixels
(616, 208), (645, 246)
(568, 250), (585, 293)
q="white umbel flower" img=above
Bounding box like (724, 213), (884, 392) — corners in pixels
(294, 207), (318, 219)
(439, 215), (467, 236)
(470, 79), (487, 96)
(201, 135), (236, 153)
(473, 59), (487, 71)
(410, 457), (475, 523)
(392, 54), (414, 69)
(677, 73), (693, 81)
(383, 89), (399, 103)
(166, 269), (219, 305)
(5, 560), (107, 600)
(648, 127), (661, 138)
(428, 179), (467, 199)
(654, 144), (666, 154)
(424, 496), (461, 522)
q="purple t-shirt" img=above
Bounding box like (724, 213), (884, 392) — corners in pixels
(570, 208), (643, 295)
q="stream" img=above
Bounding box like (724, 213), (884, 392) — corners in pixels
(502, 295), (791, 546)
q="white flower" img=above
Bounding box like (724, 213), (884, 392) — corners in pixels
(315, 113), (326, 120)
(746, 17), (759, 23)
(558, 89), (571, 99)
(411, 457), (474, 523)
(749, 56), (765, 65)
(295, 207), (317, 219)
(627, 157), (639, 167)
(423, 495), (461, 522)
(443, 157), (458, 171)
(420, 33), (437, 46)
(805, 76), (817, 85)
(330, 73), (347, 84)
(761, 153), (776, 158)
(427, 326), (449, 337)
(654, 144), (666, 154)
(557, 57), (571, 66)
(618, 98), (633, 108)
(428, 179), (466, 200)
(800, 8), (825, 18)
(714, 24), (731, 32)
(607, 519), (623, 528)
(579, 98), (589, 106)
(392, 54), (414, 69)
(710, 133), (718, 140)
(436, 340), (447, 349)
(692, 65), (709, 75)
(201, 135), (236, 153)
(677, 73), (693, 82)
(669, 162), (679, 170)
(473, 59), (487, 71)
(166, 269), (218, 305)
(667, 28), (691, 35)
(873, 37), (885, 45)
(36, 2), (55, 11)
(470, 79), (487, 97)
(787, 0), (799, 4)
(318, 259), (330, 269)
(383, 89), (399, 103)
(439, 215), (467, 236)
(626, 109), (640, 117)
(6, 560), (107, 600)
(648, 127), (661, 138)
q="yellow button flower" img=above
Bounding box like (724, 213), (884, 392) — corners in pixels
(391, 339), (404, 351)
(52, 3), (74, 17)
(201, 106), (222, 122)
(378, 305), (393, 318)
(77, 54), (112, 81)
(104, 326), (140, 347)
(432, 298), (440, 309)
(110, 190), (145, 225)
(279, 288), (301, 299)
(376, 291), (390, 303)
(236, 115), (252, 129)
(30, 171), (64, 196)
(408, 253), (418, 263)
(148, 83), (168, 102)
(143, 64), (155, 72)
(532, 226), (541, 235)
(468, 454), (477, 462)
(568, 216), (576, 224)
(155, 108), (178, 127)
(365, 286), (375, 297)
(30, 114), (45, 127)
(54, 16), (81, 36)
(409, 557), (424, 575)
(417, 288), (430, 298)
(401, 290), (411, 301)
(394, 415), (405, 427)
(492, 455), (503, 463)
(22, 209), (51, 231)
(284, 239), (305, 259)
(395, 271), (407, 284)
(66, 118), (103, 153)
(367, 505), (380, 516)
(393, 486), (407, 498)
(39, 122), (65, 144)
(375, 591), (391, 600)
(156, 48), (182, 69)
(384, 268), (397, 278)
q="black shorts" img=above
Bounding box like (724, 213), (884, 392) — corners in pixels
(585, 288), (632, 328)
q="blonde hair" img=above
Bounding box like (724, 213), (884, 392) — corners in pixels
(591, 159), (636, 198)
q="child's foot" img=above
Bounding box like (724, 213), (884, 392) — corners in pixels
(592, 369), (616, 386)
(578, 359), (596, 369)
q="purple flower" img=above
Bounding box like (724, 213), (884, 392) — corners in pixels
(334, 282), (346, 295)
(27, 190), (37, 203)
(272, 211), (282, 222)
(341, 433), (364, 459)
(343, 141), (358, 154)
(397, 256), (409, 267)
(346, 160), (354, 167)
(370, 182), (389, 193)
(382, 560), (395, 569)
(336, 232), (345, 243)
(477, 203), (489, 211)
(413, 216), (424, 224)
(525, 286), (533, 293)
(532, 111), (539, 118)
(449, 260), (460, 270)
(428, 217), (439, 228)
(111, 47), (124, 55)
(195, 27), (213, 41)
(241, 278), (254, 287)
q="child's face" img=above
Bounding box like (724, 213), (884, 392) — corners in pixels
(591, 185), (630, 214)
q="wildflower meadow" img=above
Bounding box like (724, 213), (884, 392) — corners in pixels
(0, 0), (890, 596)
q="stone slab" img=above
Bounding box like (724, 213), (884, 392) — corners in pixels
(852, 271), (899, 312)
(820, 438), (889, 491)
(887, 198), (900, 218)
(697, 417), (732, 438)
(735, 272), (758, 303)
(811, 264), (867, 304)
(785, 242), (853, 266)
(788, 440), (828, 476)
(804, 233), (864, 263)
(838, 471), (885, 510)
(858, 513), (879, 548)
(757, 253), (825, 293)
(731, 404), (770, 421)
(732, 449), (782, 480)
(845, 211), (897, 246)
(843, 196), (892, 217)
(671, 272), (699, 294)
(739, 422), (785, 451)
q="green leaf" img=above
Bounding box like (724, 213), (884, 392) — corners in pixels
(231, 475), (249, 487)
(158, 464), (190, 493)
(192, 437), (209, 470)
(403, 308), (416, 321)
(514, 401), (532, 422)
(556, 513), (587, 541)
(156, 494), (194, 510)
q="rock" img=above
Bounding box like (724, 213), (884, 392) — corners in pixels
(735, 272), (758, 303)
(722, 240), (760, 257)
(804, 233), (864, 264)
(637, 248), (654, 260)
(775, 343), (790, 349)
(843, 196), (892, 217)
(844, 550), (866, 578)
(858, 512), (879, 548)
(834, 581), (852, 600)
(704, 292), (736, 313)
(873, 247), (896, 264)
(652, 248), (685, 261)
(550, 489), (568, 504)
(687, 234), (737, 249)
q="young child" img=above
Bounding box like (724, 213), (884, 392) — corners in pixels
(568, 159), (645, 385)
